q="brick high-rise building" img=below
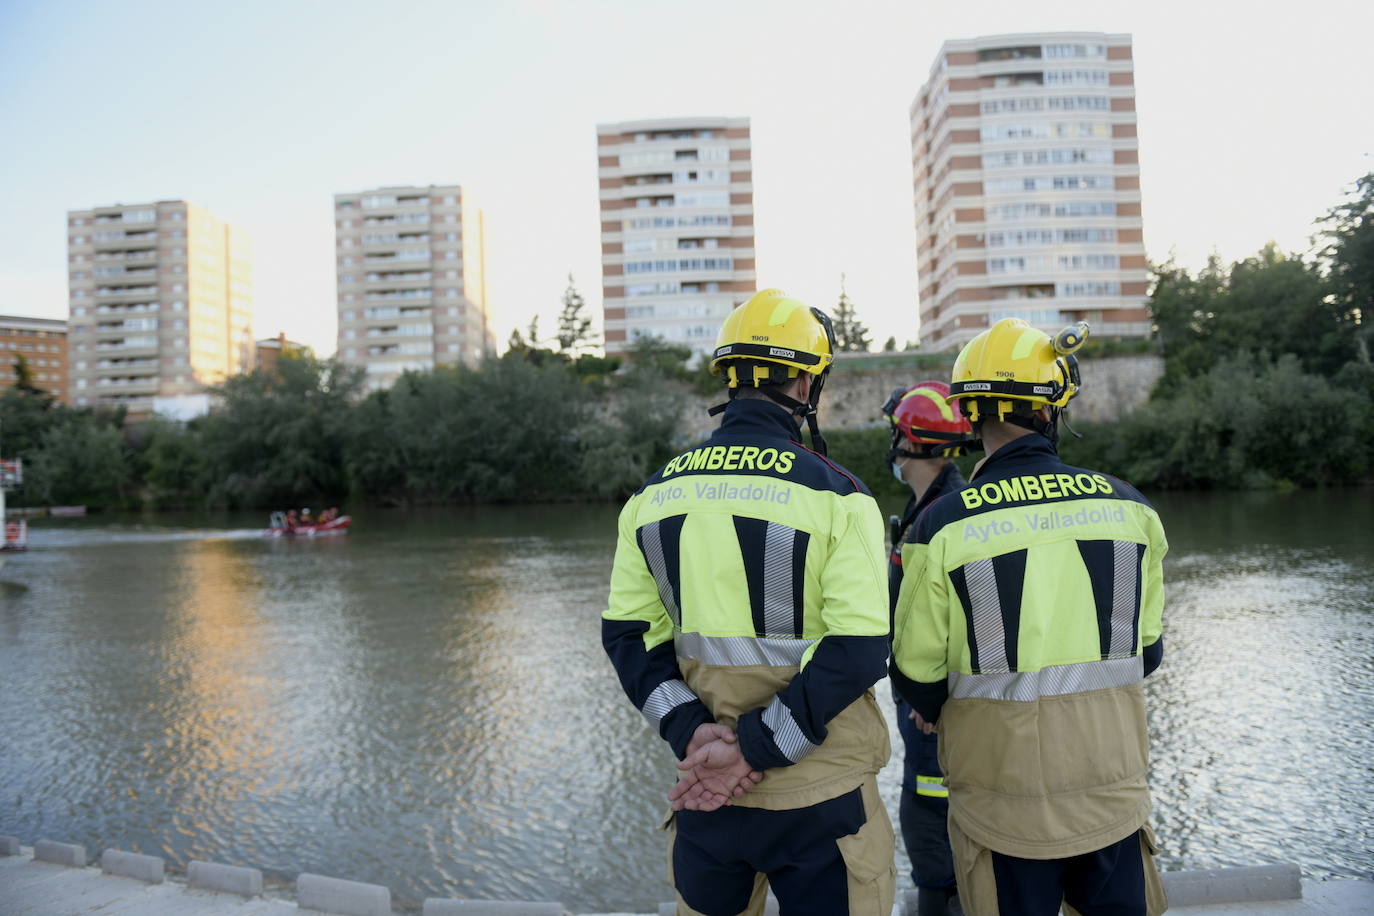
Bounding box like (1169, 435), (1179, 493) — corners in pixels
(597, 117), (757, 359)
(0, 315), (67, 403)
(66, 201), (253, 417)
(910, 32), (1147, 350)
(334, 185), (489, 390)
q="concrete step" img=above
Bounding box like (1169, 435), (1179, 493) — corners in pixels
(1, 843), (1371, 915)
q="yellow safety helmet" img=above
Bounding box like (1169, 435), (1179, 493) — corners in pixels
(710, 288), (836, 389)
(949, 318), (1089, 424)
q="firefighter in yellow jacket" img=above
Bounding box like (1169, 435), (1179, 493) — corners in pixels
(890, 318), (1169, 916)
(603, 289), (895, 916)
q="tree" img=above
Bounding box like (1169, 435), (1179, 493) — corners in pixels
(194, 353), (364, 507)
(12, 353), (44, 395)
(1150, 242), (1349, 394)
(25, 418), (131, 508)
(625, 335), (693, 380)
(504, 314), (564, 367)
(882, 336), (897, 352)
(556, 274), (596, 354)
(832, 276), (872, 353)
(1317, 171), (1374, 364)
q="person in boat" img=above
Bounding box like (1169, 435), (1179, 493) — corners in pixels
(890, 319), (1169, 916)
(286, 509), (299, 529)
(300, 508), (314, 526)
(270, 511), (287, 530)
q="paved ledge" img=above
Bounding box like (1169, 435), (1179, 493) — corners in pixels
(1, 844), (1371, 915)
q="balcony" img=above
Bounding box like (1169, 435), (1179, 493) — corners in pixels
(365, 271), (432, 287)
(96, 358), (158, 373)
(95, 302), (159, 315)
(94, 248), (158, 262)
(362, 213), (430, 227)
(95, 376), (160, 394)
(365, 251), (431, 266)
(94, 338), (159, 355)
(364, 322), (432, 339)
(95, 285), (159, 300)
(92, 232), (157, 251)
(365, 288), (433, 302)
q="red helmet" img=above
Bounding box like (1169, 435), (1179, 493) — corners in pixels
(882, 380), (972, 458)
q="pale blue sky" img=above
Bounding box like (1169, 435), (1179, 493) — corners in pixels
(2, 0), (1371, 355)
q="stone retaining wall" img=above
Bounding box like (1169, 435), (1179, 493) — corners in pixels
(680, 354), (1164, 440)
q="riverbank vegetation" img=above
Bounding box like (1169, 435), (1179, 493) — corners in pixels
(1059, 174), (1374, 490)
(3, 175), (1370, 508)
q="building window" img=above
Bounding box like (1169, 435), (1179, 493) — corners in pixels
(1043, 43), (1106, 59)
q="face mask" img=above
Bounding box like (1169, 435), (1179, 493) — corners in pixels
(891, 460), (905, 483)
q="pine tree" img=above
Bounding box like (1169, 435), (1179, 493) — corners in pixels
(13, 353), (43, 394)
(556, 274), (595, 354)
(832, 276), (872, 353)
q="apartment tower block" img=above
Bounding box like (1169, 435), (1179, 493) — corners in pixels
(910, 32), (1148, 350)
(66, 201), (252, 416)
(597, 117), (757, 358)
(334, 185), (489, 390)
(1, 315), (68, 404)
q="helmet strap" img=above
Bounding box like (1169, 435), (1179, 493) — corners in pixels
(707, 386), (738, 417)
(708, 368), (831, 457)
(1057, 406), (1083, 441)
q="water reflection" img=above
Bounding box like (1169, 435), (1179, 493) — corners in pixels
(0, 493), (1371, 912)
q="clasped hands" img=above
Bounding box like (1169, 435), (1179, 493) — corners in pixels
(667, 723), (764, 812)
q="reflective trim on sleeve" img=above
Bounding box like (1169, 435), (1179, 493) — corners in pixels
(640, 679), (698, 727)
(761, 694), (818, 763)
(674, 631), (815, 667)
(948, 656), (1143, 701)
(916, 775), (948, 798)
(639, 519), (680, 628)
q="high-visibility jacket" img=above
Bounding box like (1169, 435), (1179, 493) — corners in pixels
(603, 398), (891, 810)
(887, 461), (966, 801)
(890, 434), (1167, 859)
(888, 462), (967, 614)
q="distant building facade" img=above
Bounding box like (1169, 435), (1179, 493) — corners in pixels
(255, 333), (309, 375)
(910, 32), (1148, 351)
(597, 117), (757, 359)
(334, 185), (490, 390)
(66, 201), (253, 416)
(0, 315), (67, 403)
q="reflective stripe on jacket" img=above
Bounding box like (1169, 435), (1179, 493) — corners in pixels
(603, 398), (891, 810)
(890, 434), (1167, 858)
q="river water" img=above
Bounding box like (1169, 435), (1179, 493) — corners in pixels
(1, 490), (1371, 911)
